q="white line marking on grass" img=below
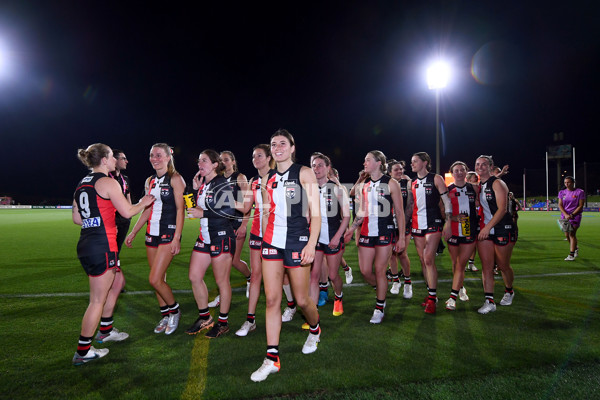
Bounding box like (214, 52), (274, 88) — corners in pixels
(2, 270), (599, 299)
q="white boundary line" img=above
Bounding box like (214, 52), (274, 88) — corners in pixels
(2, 270), (599, 299)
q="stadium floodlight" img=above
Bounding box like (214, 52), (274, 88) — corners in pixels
(426, 61), (450, 90)
(426, 61), (450, 174)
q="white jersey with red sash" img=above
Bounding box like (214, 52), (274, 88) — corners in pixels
(448, 182), (478, 237)
(411, 172), (442, 231)
(262, 164), (310, 249)
(359, 175), (395, 237)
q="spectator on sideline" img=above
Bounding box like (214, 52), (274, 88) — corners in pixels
(558, 176), (585, 261)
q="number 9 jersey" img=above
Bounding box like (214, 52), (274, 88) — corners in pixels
(74, 172), (118, 256)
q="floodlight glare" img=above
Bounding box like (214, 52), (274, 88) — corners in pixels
(427, 61), (450, 90)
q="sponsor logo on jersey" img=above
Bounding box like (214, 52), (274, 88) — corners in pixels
(292, 252), (300, 259)
(299, 236), (308, 242)
(81, 217), (101, 229)
(218, 230), (226, 236)
(505, 225), (512, 229)
(211, 246), (216, 251)
(168, 224), (176, 229)
(196, 241), (205, 248)
(283, 180), (297, 186)
(146, 236), (152, 242)
(82, 176), (93, 183)
(387, 225), (394, 229)
(269, 248), (278, 255)
(109, 259), (115, 267)
(359, 237), (367, 243)
(262, 248), (269, 255)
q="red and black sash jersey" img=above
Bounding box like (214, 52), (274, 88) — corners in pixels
(146, 173), (178, 237)
(196, 175), (236, 243)
(447, 182), (478, 237)
(411, 172), (442, 230)
(226, 171), (244, 224)
(263, 164), (310, 248)
(479, 176), (513, 234)
(109, 171), (131, 220)
(318, 180), (343, 244)
(359, 175), (395, 237)
(74, 172), (118, 256)
(249, 170), (274, 238)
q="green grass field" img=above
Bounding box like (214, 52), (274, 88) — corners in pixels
(1, 210), (599, 399)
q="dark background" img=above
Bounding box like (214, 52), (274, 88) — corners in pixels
(1, 1), (598, 204)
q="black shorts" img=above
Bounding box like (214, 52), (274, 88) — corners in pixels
(487, 223), (518, 246)
(411, 225), (443, 237)
(145, 233), (176, 247)
(358, 234), (392, 248)
(193, 236), (235, 258)
(487, 231), (518, 246)
(446, 235), (476, 246)
(248, 233), (263, 250)
(316, 241), (344, 255)
(232, 218), (243, 231)
(261, 241), (304, 268)
(79, 252), (118, 277)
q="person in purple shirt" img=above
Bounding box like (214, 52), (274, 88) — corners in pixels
(557, 176), (585, 261)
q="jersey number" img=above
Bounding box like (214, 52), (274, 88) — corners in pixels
(79, 192), (91, 218)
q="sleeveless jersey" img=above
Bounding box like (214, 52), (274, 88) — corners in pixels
(262, 164), (310, 249)
(146, 173), (177, 236)
(411, 172), (442, 230)
(226, 171), (244, 226)
(447, 182), (478, 237)
(196, 175), (236, 243)
(74, 172), (118, 256)
(109, 171), (131, 220)
(318, 180), (343, 245)
(479, 176), (513, 234)
(249, 171), (273, 238)
(359, 175), (395, 237)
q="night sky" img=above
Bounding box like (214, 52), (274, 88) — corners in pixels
(1, 2), (599, 204)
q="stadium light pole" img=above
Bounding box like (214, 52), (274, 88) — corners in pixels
(427, 61), (450, 175)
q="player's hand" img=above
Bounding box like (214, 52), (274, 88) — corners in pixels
(300, 244), (316, 265)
